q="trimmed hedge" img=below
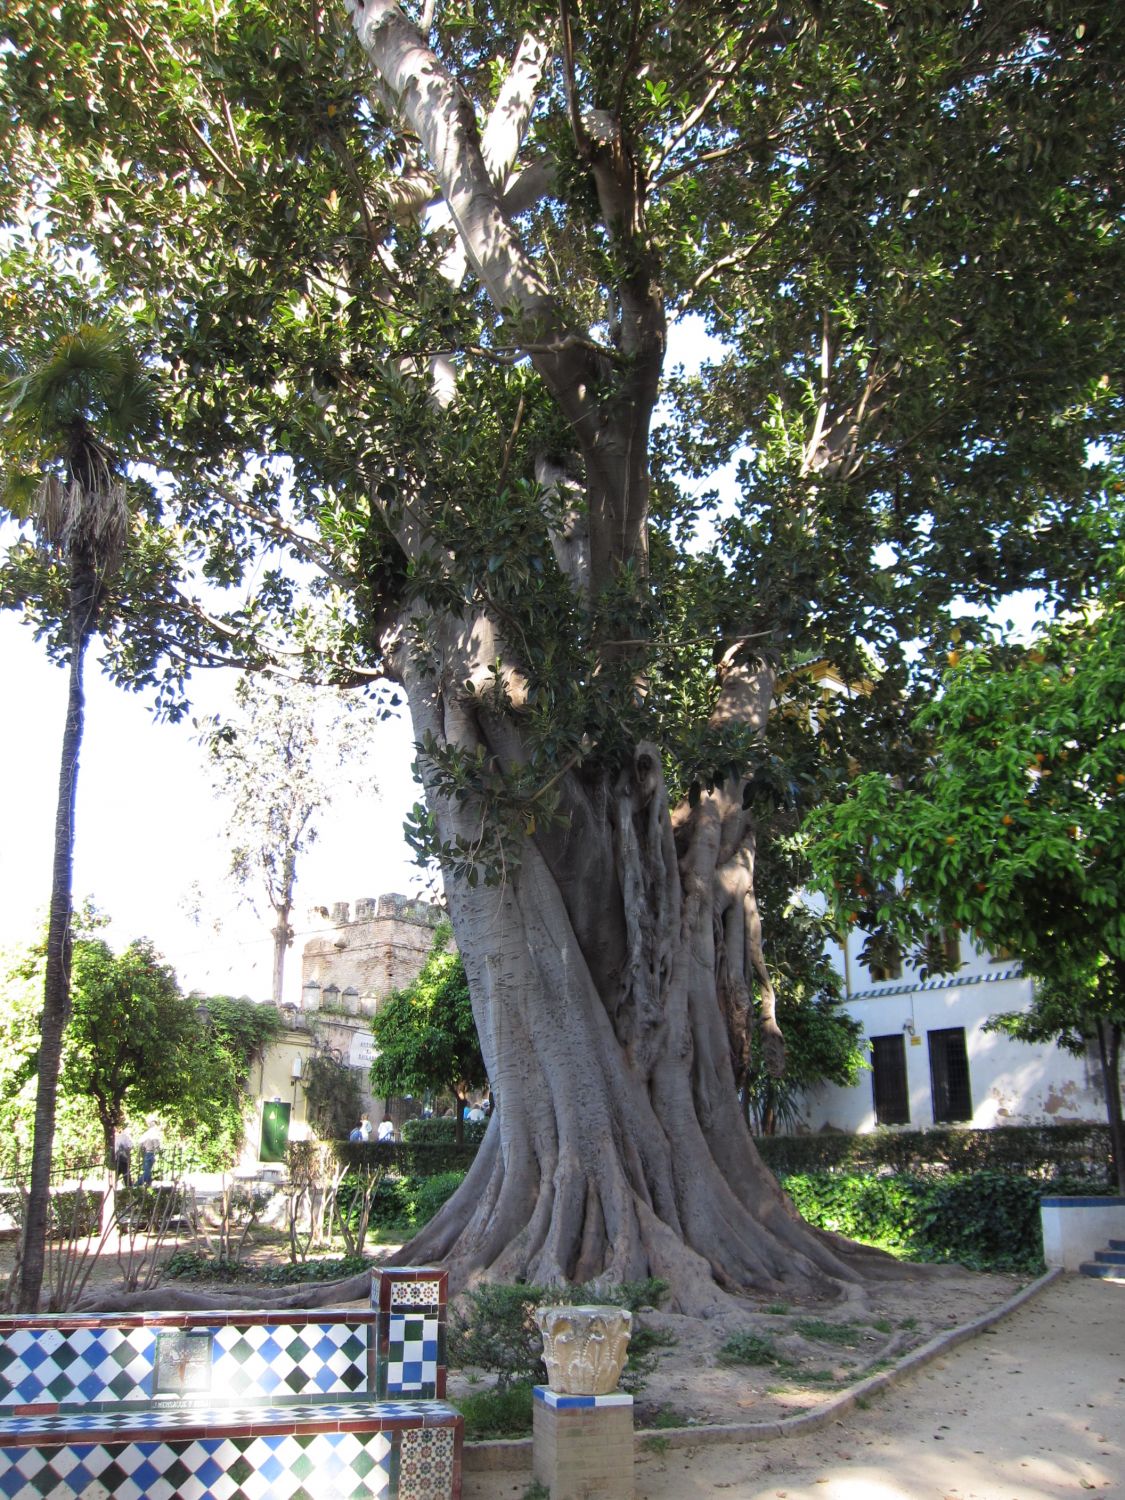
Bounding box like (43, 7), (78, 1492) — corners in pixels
(781, 1167), (1115, 1272)
(329, 1139), (480, 1175)
(401, 1118), (489, 1147)
(758, 1123), (1113, 1182)
(328, 1123), (1114, 1183)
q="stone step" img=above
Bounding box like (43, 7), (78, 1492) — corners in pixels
(1108, 1239), (1125, 1251)
(1093, 1248), (1125, 1264)
(1079, 1260), (1125, 1279)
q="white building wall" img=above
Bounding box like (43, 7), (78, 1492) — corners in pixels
(799, 931), (1112, 1134)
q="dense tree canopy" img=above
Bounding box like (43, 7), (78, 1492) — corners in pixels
(3, 0), (1123, 1308)
(804, 544), (1125, 1188)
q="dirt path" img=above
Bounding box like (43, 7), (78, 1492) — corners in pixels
(466, 1276), (1124, 1500)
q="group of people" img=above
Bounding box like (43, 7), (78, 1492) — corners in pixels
(349, 1113), (396, 1143)
(112, 1115), (163, 1188)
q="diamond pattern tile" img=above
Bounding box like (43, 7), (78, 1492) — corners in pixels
(211, 1323), (369, 1401)
(0, 1328), (157, 1409)
(0, 1292), (460, 1496)
(0, 1431), (396, 1500)
(0, 1320), (371, 1410)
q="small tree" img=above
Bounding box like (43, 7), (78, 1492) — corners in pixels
(369, 925), (486, 1145)
(0, 939), (101, 1180)
(64, 938), (202, 1168)
(804, 564), (1125, 1190)
(196, 676), (371, 1004)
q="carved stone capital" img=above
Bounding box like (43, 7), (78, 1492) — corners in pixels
(535, 1305), (632, 1395)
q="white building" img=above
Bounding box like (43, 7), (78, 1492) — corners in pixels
(799, 928), (1115, 1133)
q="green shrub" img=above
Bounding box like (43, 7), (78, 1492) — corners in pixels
(258, 1255), (372, 1284)
(401, 1117), (489, 1147)
(329, 1139), (480, 1177)
(793, 1319), (867, 1346)
(781, 1169), (1047, 1272)
(457, 1380), (535, 1440)
(718, 1332), (784, 1367)
(164, 1250), (236, 1282)
(911, 1170), (1043, 1270)
(412, 1170), (467, 1225)
(759, 1123), (1112, 1182)
(449, 1278), (670, 1393)
(449, 1284), (546, 1390)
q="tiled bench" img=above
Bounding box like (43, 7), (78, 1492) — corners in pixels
(0, 1266), (461, 1499)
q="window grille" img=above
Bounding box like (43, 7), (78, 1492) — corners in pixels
(928, 1027), (972, 1122)
(870, 1034), (910, 1125)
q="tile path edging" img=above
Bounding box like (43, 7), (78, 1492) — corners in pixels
(463, 1266), (1064, 1473)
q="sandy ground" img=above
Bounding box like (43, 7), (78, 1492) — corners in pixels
(465, 1275), (1124, 1500)
(449, 1263), (1031, 1432)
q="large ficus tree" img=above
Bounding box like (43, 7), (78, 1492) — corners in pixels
(3, 1), (1123, 1310)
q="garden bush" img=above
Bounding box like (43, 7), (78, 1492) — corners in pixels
(759, 1123), (1113, 1182)
(457, 1379), (536, 1441)
(449, 1278), (669, 1394)
(331, 1138), (479, 1176)
(333, 1166), (468, 1235)
(401, 1117), (489, 1148)
(781, 1168), (1050, 1272)
(411, 1170), (467, 1225)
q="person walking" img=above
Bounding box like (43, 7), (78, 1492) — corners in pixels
(138, 1115), (162, 1187)
(113, 1123), (133, 1188)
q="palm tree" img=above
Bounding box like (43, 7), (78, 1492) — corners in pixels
(0, 320), (156, 1310)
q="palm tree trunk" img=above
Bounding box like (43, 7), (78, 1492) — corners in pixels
(16, 570), (93, 1311)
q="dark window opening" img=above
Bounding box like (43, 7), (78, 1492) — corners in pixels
(924, 927), (962, 973)
(870, 1034), (910, 1125)
(928, 1027), (972, 1123)
(866, 936), (903, 983)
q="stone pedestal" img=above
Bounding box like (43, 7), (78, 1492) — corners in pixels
(533, 1305), (634, 1500)
(532, 1388), (634, 1500)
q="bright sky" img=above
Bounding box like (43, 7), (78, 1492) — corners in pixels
(0, 608), (426, 1002)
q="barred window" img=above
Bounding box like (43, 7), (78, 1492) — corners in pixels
(928, 1027), (972, 1123)
(870, 1034), (910, 1125)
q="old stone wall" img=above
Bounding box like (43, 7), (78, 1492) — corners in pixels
(244, 893), (446, 1161)
(300, 893), (443, 1017)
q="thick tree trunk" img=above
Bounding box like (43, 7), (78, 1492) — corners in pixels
(17, 576), (92, 1311)
(381, 623), (907, 1315)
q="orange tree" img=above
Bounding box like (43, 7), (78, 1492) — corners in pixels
(803, 547), (1125, 1191)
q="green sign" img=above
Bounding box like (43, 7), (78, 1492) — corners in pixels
(260, 1100), (291, 1162)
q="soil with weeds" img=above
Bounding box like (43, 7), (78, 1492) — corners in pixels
(448, 1265), (1032, 1433)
